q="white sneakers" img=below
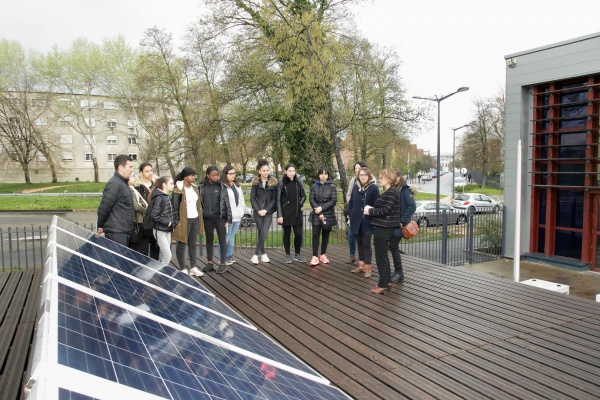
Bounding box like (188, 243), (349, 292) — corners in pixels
(190, 267), (204, 277)
(251, 254), (270, 264)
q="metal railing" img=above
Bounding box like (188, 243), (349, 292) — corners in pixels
(399, 207), (504, 266)
(0, 223), (96, 271)
(1, 207), (503, 270)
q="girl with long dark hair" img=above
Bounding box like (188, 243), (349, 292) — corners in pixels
(277, 163), (307, 263)
(309, 168), (337, 266)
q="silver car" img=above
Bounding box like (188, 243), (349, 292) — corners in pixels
(412, 201), (467, 228)
(451, 193), (500, 213)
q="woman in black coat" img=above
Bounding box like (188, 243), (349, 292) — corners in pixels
(250, 159), (278, 265)
(347, 167), (380, 278)
(389, 169), (417, 284)
(277, 163), (307, 263)
(309, 168), (337, 266)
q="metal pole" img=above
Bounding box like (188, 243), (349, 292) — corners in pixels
(452, 127), (456, 198)
(436, 100), (441, 215)
(514, 139), (522, 282)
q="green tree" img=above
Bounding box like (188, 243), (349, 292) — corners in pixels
(0, 40), (58, 183)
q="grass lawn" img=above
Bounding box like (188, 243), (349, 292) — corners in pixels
(0, 180), (453, 211)
(0, 181), (105, 194)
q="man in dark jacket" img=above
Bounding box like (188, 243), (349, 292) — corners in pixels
(97, 154), (135, 246)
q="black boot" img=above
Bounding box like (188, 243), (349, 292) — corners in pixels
(391, 271), (404, 284)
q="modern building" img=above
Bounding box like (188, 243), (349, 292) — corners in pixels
(504, 32), (600, 271)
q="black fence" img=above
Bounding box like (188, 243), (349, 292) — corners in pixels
(1, 208), (503, 270)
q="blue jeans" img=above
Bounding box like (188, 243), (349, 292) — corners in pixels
(348, 228), (356, 256)
(217, 221), (241, 258)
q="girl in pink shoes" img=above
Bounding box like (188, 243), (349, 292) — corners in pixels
(309, 168), (337, 266)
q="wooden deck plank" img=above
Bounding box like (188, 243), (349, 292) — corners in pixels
(0, 270), (39, 400)
(483, 343), (600, 398)
(3, 242), (600, 399)
(0, 272), (21, 325)
(194, 245), (600, 399)
(405, 257), (596, 314)
(504, 337), (600, 384)
(455, 349), (590, 400)
(407, 363), (496, 400)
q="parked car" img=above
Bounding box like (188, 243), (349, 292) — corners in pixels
(412, 201), (467, 228)
(454, 177), (467, 189)
(236, 173), (255, 183)
(421, 174), (432, 182)
(240, 206), (255, 227)
(451, 193), (500, 213)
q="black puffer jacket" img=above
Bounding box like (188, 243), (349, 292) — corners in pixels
(97, 172), (134, 234)
(150, 189), (175, 232)
(309, 180), (337, 226)
(277, 175), (306, 225)
(250, 175), (278, 214)
(198, 180), (232, 223)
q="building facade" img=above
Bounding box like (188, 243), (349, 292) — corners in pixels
(504, 32), (600, 271)
(0, 93), (179, 183)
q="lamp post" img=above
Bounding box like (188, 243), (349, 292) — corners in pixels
(413, 86), (469, 215)
(452, 124), (470, 198)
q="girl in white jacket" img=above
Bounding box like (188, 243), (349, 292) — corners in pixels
(218, 165), (246, 265)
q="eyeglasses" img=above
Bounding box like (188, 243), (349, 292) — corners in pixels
(227, 172), (236, 175)
(359, 174), (368, 177)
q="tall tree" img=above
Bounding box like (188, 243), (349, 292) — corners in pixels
(459, 89), (505, 187)
(0, 40), (59, 182)
(40, 39), (112, 182)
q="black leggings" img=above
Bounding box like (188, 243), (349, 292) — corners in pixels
(283, 224), (303, 255)
(204, 218), (227, 263)
(312, 225), (331, 257)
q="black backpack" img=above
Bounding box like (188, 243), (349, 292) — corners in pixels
(142, 197), (155, 230)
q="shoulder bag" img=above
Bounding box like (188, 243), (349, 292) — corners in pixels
(401, 220), (419, 239)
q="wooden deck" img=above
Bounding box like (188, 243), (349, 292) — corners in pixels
(3, 244), (600, 399)
(199, 245), (600, 400)
(0, 269), (42, 400)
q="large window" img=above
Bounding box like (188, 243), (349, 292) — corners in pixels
(530, 75), (600, 261)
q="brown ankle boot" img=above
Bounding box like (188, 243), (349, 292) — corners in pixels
(351, 261), (365, 274)
(363, 264), (372, 278)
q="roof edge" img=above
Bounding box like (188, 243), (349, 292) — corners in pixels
(504, 31), (600, 59)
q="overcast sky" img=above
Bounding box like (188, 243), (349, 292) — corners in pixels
(1, 0), (597, 154)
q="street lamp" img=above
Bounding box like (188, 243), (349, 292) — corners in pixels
(452, 124), (470, 198)
(413, 86), (469, 215)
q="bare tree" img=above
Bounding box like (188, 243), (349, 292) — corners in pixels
(459, 89), (505, 187)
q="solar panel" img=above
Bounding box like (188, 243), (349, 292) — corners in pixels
(26, 216), (350, 399)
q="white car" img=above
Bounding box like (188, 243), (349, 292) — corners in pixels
(451, 193), (500, 214)
(454, 177), (466, 189)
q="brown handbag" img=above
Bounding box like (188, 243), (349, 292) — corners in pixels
(402, 220), (419, 239)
